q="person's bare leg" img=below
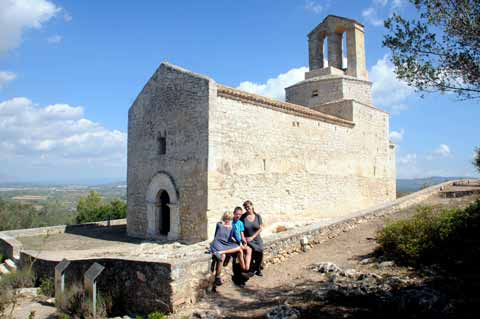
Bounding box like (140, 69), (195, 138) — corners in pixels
(218, 246), (242, 255)
(215, 255), (225, 285)
(237, 250), (247, 271)
(244, 246), (252, 271)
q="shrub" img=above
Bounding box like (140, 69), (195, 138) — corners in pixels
(39, 278), (55, 297)
(0, 199), (74, 231)
(148, 311), (167, 319)
(0, 267), (35, 289)
(56, 283), (108, 319)
(0, 266), (35, 316)
(56, 284), (84, 316)
(0, 286), (14, 316)
(377, 200), (480, 266)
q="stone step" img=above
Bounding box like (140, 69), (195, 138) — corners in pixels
(0, 263), (10, 275)
(4, 259), (17, 272)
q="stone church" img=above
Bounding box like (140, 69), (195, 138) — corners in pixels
(127, 15), (396, 242)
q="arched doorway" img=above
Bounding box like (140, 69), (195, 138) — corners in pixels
(145, 172), (180, 240)
(156, 190), (170, 235)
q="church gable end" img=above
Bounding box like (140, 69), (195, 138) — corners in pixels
(127, 63), (212, 241)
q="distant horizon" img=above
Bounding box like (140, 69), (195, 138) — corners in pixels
(0, 175), (478, 188)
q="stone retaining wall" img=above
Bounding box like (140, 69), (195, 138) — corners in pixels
(262, 180), (471, 264)
(2, 218), (126, 239)
(22, 253), (174, 314)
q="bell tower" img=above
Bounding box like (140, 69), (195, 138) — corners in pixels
(307, 15), (368, 79)
(286, 15), (373, 121)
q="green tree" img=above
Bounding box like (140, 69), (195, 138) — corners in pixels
(109, 198), (127, 219)
(75, 191), (126, 223)
(473, 147), (480, 173)
(383, 0), (480, 99)
(75, 191), (103, 223)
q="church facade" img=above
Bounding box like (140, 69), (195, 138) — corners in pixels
(127, 15), (396, 242)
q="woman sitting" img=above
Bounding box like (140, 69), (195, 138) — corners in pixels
(210, 211), (247, 285)
(241, 200), (264, 276)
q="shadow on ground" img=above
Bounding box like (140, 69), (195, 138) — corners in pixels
(205, 265), (479, 319)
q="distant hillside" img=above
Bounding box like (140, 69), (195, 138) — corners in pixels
(396, 177), (471, 193)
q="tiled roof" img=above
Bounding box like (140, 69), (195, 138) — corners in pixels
(216, 84), (355, 128)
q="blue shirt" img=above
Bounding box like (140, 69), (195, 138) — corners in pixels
(232, 219), (245, 243)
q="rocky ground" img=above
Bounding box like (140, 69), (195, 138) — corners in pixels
(175, 193), (480, 319)
(4, 193), (479, 319)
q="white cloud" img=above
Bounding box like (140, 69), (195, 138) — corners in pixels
(63, 11), (72, 22)
(425, 144), (452, 160)
(47, 34), (62, 44)
(370, 55), (414, 114)
(237, 66), (308, 101)
(0, 71), (16, 88)
(389, 128), (404, 143)
(374, 0), (389, 6)
(0, 97), (126, 180)
(362, 7), (384, 26)
(391, 0), (405, 9)
(398, 153), (416, 165)
(434, 144), (451, 157)
(435, 144), (451, 157)
(362, 0), (405, 27)
(304, 0), (323, 14)
(0, 0), (60, 55)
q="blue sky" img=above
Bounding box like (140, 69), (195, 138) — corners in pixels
(0, 0), (478, 182)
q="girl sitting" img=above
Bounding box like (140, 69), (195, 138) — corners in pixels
(210, 211), (247, 285)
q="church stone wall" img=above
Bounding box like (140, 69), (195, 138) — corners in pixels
(206, 92), (395, 237)
(127, 63), (212, 242)
(286, 76), (372, 108)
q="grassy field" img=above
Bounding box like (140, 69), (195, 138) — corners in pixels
(0, 182), (126, 212)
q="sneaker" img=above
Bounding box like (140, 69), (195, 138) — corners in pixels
(214, 277), (223, 286)
(241, 271), (254, 279)
(255, 270), (263, 277)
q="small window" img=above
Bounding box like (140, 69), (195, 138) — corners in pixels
(312, 89), (319, 97)
(158, 134), (166, 155)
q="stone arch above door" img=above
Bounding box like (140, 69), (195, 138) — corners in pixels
(145, 172), (180, 240)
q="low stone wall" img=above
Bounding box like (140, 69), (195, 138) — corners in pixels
(21, 253), (174, 314)
(2, 218), (126, 239)
(262, 180), (470, 264)
(0, 219), (126, 260)
(0, 233), (22, 259)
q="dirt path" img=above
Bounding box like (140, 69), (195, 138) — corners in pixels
(175, 194), (479, 318)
